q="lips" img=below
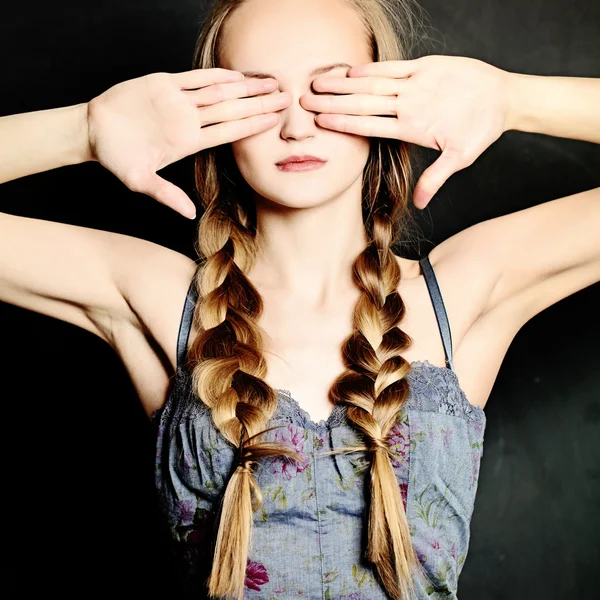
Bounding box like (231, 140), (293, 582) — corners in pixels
(276, 155), (326, 165)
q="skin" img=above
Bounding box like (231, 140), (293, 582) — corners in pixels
(1, 0), (598, 424)
(190, 0), (600, 422)
(219, 0), (372, 299)
(167, 0), (496, 422)
(215, 0), (432, 420)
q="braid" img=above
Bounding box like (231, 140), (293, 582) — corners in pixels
(324, 207), (429, 599)
(188, 0), (431, 596)
(189, 201), (302, 600)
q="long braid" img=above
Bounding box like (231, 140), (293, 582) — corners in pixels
(190, 201), (303, 600)
(189, 1), (429, 597)
(325, 204), (429, 599)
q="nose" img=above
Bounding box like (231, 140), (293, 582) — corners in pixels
(276, 88), (320, 140)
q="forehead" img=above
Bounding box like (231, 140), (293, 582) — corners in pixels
(219, 0), (371, 77)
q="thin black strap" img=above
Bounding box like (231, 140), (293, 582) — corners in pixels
(176, 277), (199, 373)
(419, 255), (455, 372)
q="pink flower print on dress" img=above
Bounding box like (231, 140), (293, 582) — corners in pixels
(270, 423), (310, 480)
(185, 511), (214, 547)
(472, 419), (484, 437)
(386, 420), (410, 468)
(245, 559), (270, 591)
(399, 481), (409, 511)
(419, 525), (445, 559)
(449, 541), (457, 560)
(176, 498), (195, 523)
(182, 451), (194, 476)
(427, 422), (435, 442)
(441, 426), (454, 449)
(470, 450), (482, 490)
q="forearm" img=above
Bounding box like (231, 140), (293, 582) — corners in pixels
(0, 103), (93, 185)
(505, 73), (600, 144)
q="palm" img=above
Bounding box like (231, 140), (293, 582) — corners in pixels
(305, 55), (510, 209)
(398, 57), (506, 170)
(88, 73), (201, 192)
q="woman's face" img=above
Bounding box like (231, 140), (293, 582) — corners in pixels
(220, 0), (373, 211)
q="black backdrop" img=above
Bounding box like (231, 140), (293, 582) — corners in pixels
(1, 0), (599, 597)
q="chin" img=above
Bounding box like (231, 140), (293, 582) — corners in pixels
(251, 183), (353, 210)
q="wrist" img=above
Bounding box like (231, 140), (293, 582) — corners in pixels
(73, 102), (95, 163)
(502, 73), (600, 143)
(503, 71), (530, 133)
(0, 103), (96, 185)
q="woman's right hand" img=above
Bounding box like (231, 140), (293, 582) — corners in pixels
(86, 68), (292, 219)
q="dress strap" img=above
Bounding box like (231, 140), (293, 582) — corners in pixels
(418, 254), (455, 372)
(176, 277), (199, 373)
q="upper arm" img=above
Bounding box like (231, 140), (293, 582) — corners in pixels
(0, 212), (197, 356)
(465, 186), (600, 326)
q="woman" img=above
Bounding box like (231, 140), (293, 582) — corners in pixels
(1, 0), (598, 598)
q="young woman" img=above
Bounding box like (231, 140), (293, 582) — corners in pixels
(1, 0), (598, 598)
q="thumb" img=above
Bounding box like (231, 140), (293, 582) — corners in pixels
(140, 173), (197, 219)
(412, 149), (466, 210)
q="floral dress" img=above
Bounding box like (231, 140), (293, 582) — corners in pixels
(153, 256), (487, 599)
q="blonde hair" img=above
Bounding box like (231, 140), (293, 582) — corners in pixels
(187, 0), (429, 598)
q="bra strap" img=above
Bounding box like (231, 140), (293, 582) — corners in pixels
(419, 255), (455, 372)
(176, 277), (199, 373)
(176, 262), (454, 372)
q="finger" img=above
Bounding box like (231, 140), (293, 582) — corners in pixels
(412, 151), (465, 210)
(347, 59), (421, 78)
(172, 67), (244, 90)
(302, 92), (398, 117)
(138, 173), (197, 219)
(314, 113), (405, 139)
(312, 74), (406, 96)
(314, 110), (441, 150)
(188, 77), (278, 107)
(199, 112), (281, 148)
(199, 90), (291, 127)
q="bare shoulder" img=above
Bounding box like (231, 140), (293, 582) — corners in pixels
(109, 245), (197, 418)
(404, 224), (523, 410)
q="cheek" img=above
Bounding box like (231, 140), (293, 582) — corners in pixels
(339, 135), (371, 163)
(231, 133), (266, 166)
(230, 140), (251, 176)
(230, 138), (247, 162)
(230, 138), (263, 180)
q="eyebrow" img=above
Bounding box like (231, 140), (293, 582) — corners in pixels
(241, 62), (352, 80)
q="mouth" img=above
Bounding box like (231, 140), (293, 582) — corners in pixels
(275, 155), (327, 172)
(276, 155), (327, 166)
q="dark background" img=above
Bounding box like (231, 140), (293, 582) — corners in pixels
(1, 0), (599, 597)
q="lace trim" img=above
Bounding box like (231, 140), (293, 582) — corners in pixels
(155, 360), (485, 429)
(409, 360), (485, 422)
(274, 389), (347, 430)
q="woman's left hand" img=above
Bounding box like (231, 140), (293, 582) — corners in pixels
(301, 55), (511, 209)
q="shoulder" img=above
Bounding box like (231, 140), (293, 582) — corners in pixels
(424, 224), (500, 327)
(394, 224), (496, 331)
(416, 225), (522, 409)
(394, 225), (504, 358)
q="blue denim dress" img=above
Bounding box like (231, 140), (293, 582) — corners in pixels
(153, 254), (487, 599)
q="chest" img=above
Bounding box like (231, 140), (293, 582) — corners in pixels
(256, 281), (454, 424)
